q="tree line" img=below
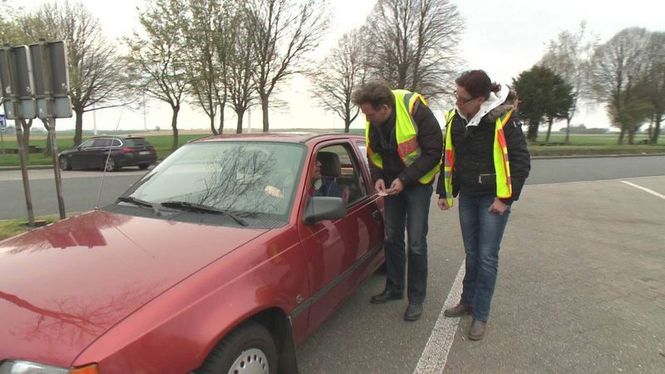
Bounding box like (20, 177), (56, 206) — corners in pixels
(514, 23), (664, 145)
(1, 1), (663, 150)
(0, 0), (463, 151)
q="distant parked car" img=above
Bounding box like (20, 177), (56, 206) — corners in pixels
(58, 136), (157, 171)
(1, 133), (385, 373)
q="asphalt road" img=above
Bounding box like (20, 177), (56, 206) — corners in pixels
(297, 174), (665, 373)
(2, 156), (665, 219)
(1, 156), (664, 373)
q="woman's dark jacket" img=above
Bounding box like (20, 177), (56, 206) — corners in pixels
(436, 104), (531, 204)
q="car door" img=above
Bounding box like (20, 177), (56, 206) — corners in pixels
(297, 140), (383, 335)
(90, 138), (113, 169)
(69, 139), (94, 169)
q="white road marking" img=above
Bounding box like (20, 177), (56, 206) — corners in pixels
(414, 261), (465, 374)
(621, 181), (665, 200)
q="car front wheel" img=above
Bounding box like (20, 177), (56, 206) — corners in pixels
(197, 321), (277, 374)
(59, 157), (71, 170)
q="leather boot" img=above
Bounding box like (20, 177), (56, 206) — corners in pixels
(370, 288), (403, 304)
(404, 303), (423, 321)
(468, 319), (486, 340)
(444, 303), (471, 317)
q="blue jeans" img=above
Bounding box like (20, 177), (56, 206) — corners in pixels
(383, 183), (433, 304)
(458, 193), (511, 322)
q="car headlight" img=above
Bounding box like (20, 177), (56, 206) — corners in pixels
(0, 361), (98, 374)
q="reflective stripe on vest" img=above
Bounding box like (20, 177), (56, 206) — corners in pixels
(365, 89), (440, 185)
(442, 110), (513, 207)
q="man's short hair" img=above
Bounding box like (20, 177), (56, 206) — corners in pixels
(352, 81), (394, 108)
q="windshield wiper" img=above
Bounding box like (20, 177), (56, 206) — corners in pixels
(160, 201), (248, 226)
(117, 196), (162, 215)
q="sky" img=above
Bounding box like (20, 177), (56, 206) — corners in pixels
(10, 0), (665, 133)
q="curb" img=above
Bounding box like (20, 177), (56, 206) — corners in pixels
(531, 153), (665, 160)
(0, 165), (54, 171)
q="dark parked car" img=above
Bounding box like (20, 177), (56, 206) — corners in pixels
(1, 133), (385, 373)
(58, 136), (157, 171)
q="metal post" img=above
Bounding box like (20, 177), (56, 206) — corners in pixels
(4, 46), (35, 226)
(40, 41), (66, 219)
(13, 120), (35, 225)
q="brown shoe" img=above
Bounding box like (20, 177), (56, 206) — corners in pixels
(468, 319), (486, 340)
(443, 303), (471, 317)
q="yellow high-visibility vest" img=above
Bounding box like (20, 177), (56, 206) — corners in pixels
(442, 109), (513, 206)
(365, 89), (440, 185)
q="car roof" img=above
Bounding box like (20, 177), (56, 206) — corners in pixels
(190, 132), (365, 146)
(88, 135), (146, 140)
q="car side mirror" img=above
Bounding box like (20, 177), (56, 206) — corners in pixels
(303, 196), (346, 225)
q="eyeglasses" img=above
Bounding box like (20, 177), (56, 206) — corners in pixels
(454, 92), (475, 104)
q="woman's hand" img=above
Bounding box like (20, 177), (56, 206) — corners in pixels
(488, 198), (509, 215)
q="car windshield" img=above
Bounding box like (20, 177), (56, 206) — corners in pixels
(111, 141), (306, 227)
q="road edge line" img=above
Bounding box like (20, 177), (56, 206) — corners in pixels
(413, 261), (465, 374)
(621, 181), (665, 200)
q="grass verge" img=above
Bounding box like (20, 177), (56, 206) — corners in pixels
(0, 216), (58, 241)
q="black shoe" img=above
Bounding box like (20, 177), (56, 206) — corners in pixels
(404, 303), (423, 321)
(370, 289), (403, 304)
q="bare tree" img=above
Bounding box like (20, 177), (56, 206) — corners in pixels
(245, 0), (330, 132)
(589, 27), (652, 144)
(227, 14), (258, 134)
(126, 0), (189, 151)
(364, 0), (462, 100)
(539, 22), (597, 143)
(639, 31), (665, 144)
(182, 0), (237, 135)
(310, 29), (368, 132)
(18, 2), (125, 145)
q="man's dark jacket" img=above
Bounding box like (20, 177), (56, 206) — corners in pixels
(436, 104), (530, 204)
(367, 100), (443, 186)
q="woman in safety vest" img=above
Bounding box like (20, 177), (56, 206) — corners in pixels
(436, 70), (531, 340)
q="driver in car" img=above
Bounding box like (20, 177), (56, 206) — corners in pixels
(309, 153), (343, 198)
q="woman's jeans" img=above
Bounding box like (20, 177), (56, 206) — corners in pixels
(458, 193), (510, 322)
(383, 184), (433, 304)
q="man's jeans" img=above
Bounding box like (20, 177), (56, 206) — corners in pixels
(458, 193), (511, 322)
(383, 183), (433, 304)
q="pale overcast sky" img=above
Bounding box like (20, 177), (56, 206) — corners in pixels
(13, 0), (665, 132)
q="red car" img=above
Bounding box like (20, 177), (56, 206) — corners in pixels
(0, 133), (384, 373)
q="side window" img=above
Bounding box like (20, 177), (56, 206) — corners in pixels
(79, 139), (94, 148)
(112, 139), (122, 147)
(355, 140), (369, 169)
(92, 138), (112, 147)
(314, 144), (367, 206)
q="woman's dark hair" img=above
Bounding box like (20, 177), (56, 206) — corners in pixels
(455, 70), (501, 100)
(352, 80), (394, 108)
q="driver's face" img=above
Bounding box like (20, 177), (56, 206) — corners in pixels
(312, 160), (322, 180)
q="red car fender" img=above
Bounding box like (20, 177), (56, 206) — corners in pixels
(72, 228), (310, 373)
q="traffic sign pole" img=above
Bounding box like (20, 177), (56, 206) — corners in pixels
(39, 40), (66, 219)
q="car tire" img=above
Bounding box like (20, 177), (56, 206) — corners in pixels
(197, 321), (277, 374)
(138, 163), (150, 170)
(104, 157), (118, 172)
(59, 157), (72, 170)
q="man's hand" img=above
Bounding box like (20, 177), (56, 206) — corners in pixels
(386, 178), (404, 195)
(488, 198), (509, 215)
(437, 198), (450, 211)
(375, 179), (387, 196)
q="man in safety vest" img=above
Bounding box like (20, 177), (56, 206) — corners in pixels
(436, 70), (530, 340)
(352, 81), (443, 322)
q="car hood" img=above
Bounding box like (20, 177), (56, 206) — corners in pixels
(0, 210), (268, 367)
